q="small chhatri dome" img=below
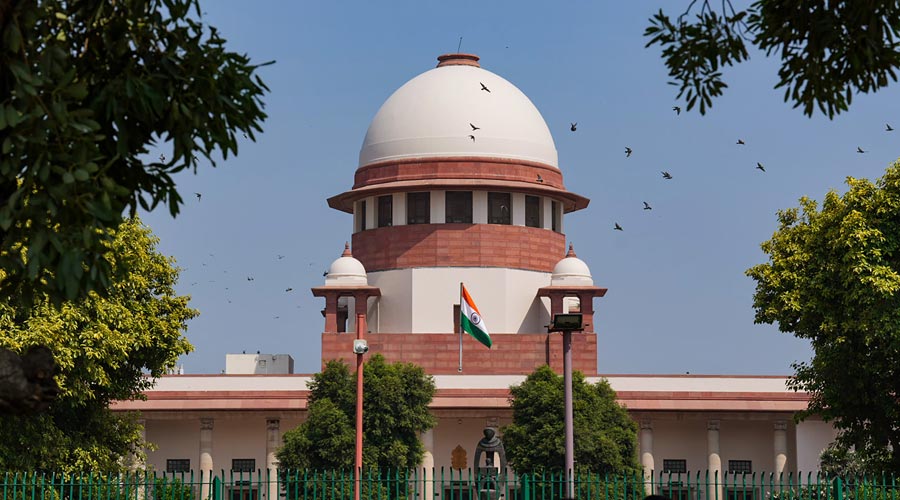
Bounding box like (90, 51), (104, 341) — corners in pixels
(551, 243), (593, 286)
(325, 243), (368, 286)
(359, 53), (558, 169)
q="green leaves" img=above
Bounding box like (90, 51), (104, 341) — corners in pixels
(747, 159), (900, 471)
(502, 365), (638, 474)
(278, 355), (436, 472)
(1, 0), (271, 306)
(644, 7), (750, 115)
(0, 218), (195, 471)
(645, 1), (900, 118)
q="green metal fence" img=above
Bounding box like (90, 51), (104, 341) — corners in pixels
(1, 470), (897, 500)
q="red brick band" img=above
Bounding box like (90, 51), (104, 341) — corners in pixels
(352, 223), (566, 273)
(322, 332), (597, 375)
(353, 157), (563, 190)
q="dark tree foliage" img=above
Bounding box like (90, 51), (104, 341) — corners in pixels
(645, 1), (900, 117)
(277, 355), (437, 472)
(0, 218), (195, 472)
(0, 0), (271, 305)
(501, 365), (639, 475)
(747, 159), (900, 472)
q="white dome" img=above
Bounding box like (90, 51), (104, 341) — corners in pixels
(325, 244), (368, 286)
(359, 55), (558, 169)
(551, 245), (593, 286)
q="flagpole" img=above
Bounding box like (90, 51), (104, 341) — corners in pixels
(458, 282), (463, 373)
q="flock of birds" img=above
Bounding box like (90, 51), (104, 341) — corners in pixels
(570, 106), (895, 232)
(461, 81), (895, 235)
(174, 78), (896, 324)
(180, 249), (322, 321)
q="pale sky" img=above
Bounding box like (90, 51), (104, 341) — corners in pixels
(141, 2), (900, 376)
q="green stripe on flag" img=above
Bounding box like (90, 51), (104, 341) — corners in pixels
(461, 314), (492, 348)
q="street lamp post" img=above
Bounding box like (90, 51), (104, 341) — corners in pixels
(549, 313), (584, 500)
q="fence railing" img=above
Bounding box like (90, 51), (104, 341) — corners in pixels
(1, 470), (897, 500)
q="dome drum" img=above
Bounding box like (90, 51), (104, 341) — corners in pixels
(351, 223), (566, 273)
(352, 157), (564, 191)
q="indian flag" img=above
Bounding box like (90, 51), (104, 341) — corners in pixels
(460, 285), (492, 348)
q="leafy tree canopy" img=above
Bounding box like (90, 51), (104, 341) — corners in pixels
(501, 365), (639, 475)
(0, 0), (271, 305)
(0, 217), (196, 472)
(747, 159), (900, 472)
(645, 1), (900, 117)
(278, 355), (437, 472)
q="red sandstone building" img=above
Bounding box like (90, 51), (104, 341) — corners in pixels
(114, 54), (836, 497)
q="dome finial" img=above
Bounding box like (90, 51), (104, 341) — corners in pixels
(342, 242), (352, 257)
(436, 53), (480, 68)
(566, 243), (576, 258)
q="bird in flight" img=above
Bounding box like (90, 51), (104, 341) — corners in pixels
(323, 270), (329, 277)
(625, 147), (633, 158)
(736, 139), (745, 145)
(643, 202), (652, 210)
(285, 287), (293, 292)
(480, 82), (491, 93)
(857, 146), (866, 153)
(470, 123), (480, 131)
(672, 106), (681, 115)
(756, 162), (766, 172)
(661, 171), (673, 179)
(536, 174), (544, 183)
(570, 123), (577, 132)
(246, 276), (254, 281)
(614, 223), (623, 231)
(887, 124), (894, 132)
(468, 135), (476, 142)
(159, 153), (166, 162)
(194, 192), (201, 201)
(277, 255), (285, 260)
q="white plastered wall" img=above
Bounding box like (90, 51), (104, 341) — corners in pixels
(646, 418), (709, 473)
(795, 420), (837, 473)
(146, 420), (201, 472)
(366, 268), (552, 333)
(719, 420), (786, 474)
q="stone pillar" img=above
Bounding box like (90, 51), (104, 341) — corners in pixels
(548, 293), (565, 316)
(200, 418), (215, 500)
(708, 420), (722, 500)
(266, 418), (281, 474)
(578, 292), (595, 333)
(324, 294), (339, 333)
(774, 420), (788, 477)
(421, 429), (435, 500)
(640, 420), (654, 495)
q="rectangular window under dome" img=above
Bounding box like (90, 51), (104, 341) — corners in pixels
(445, 191), (473, 223)
(378, 195), (392, 227)
(407, 192), (430, 224)
(488, 192), (511, 225)
(525, 195), (541, 228)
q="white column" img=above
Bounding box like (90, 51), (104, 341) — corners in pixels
(266, 419), (281, 500)
(393, 193), (407, 226)
(200, 418), (215, 500)
(511, 193), (526, 226)
(365, 196), (376, 229)
(708, 420), (722, 500)
(473, 191), (488, 223)
(640, 420), (654, 494)
(431, 191), (446, 224)
(774, 420), (788, 477)
(541, 198), (553, 229)
(421, 429), (435, 500)
(266, 419), (280, 472)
